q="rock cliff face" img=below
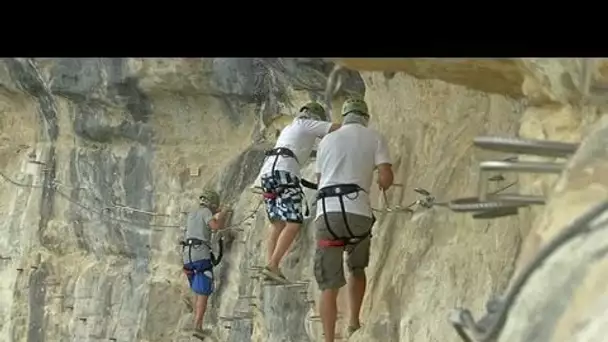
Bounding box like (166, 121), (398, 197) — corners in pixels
(0, 57), (606, 342)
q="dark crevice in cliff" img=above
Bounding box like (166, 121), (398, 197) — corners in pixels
(210, 58), (365, 128)
(259, 58), (365, 96)
(113, 77), (153, 123)
(207, 235), (236, 328)
(217, 144), (270, 205)
(26, 262), (50, 342)
(5, 58), (60, 260)
(205, 145), (269, 332)
(120, 146), (154, 260)
(5, 59), (59, 141)
(47, 57), (157, 261)
(73, 102), (154, 145)
(50, 58), (154, 142)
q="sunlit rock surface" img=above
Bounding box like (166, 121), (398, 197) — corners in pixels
(0, 57), (606, 342)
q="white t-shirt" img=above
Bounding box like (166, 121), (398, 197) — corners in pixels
(315, 124), (392, 219)
(259, 118), (333, 178)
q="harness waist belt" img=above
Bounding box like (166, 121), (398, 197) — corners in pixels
(317, 237), (365, 248)
(301, 179), (318, 190)
(317, 183), (370, 247)
(263, 146), (311, 217)
(317, 183), (362, 200)
(182, 237), (223, 267)
(183, 264), (213, 273)
(263, 192), (277, 200)
(263, 182), (301, 197)
(181, 238), (206, 247)
(265, 147), (299, 163)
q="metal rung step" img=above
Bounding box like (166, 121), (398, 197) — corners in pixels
(487, 194), (545, 205)
(479, 160), (564, 174)
(473, 136), (578, 158)
(449, 194), (545, 213)
(472, 207), (519, 219)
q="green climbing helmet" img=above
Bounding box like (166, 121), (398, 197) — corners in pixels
(199, 189), (220, 209)
(341, 98), (369, 117)
(299, 101), (327, 121)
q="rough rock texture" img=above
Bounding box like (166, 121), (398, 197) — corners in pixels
(0, 57), (606, 342)
(0, 57), (366, 342)
(498, 114), (608, 342)
(331, 58), (525, 98)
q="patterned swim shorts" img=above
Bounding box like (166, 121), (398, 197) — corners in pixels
(260, 170), (305, 224)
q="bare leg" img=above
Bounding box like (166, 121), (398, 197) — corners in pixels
(348, 272), (366, 329)
(194, 295), (209, 330)
(320, 289), (340, 342)
(267, 221), (286, 263)
(268, 222), (300, 271)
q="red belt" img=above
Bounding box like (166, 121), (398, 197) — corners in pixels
(318, 239), (346, 248)
(263, 192), (277, 200)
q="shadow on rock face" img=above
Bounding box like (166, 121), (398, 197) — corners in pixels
(210, 58), (267, 99)
(211, 58), (365, 125)
(215, 142), (272, 206)
(73, 103), (154, 144)
(50, 58), (153, 124)
(260, 58), (365, 97)
(50, 58), (104, 99)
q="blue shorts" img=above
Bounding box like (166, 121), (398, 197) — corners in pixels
(261, 170), (304, 224)
(183, 259), (214, 296)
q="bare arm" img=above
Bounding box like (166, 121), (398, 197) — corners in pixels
(328, 123), (341, 133)
(377, 163), (394, 191)
(311, 121), (340, 139)
(375, 133), (393, 191)
(208, 208), (231, 231)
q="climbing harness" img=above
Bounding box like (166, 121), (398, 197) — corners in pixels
(181, 236), (224, 277)
(265, 147), (299, 174)
(316, 184), (374, 248)
(262, 147), (317, 216)
(262, 147), (303, 200)
(300, 178), (318, 190)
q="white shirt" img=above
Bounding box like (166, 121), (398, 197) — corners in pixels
(315, 124), (392, 219)
(259, 118), (332, 178)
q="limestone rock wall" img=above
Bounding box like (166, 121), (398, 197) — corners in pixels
(0, 58), (364, 342)
(347, 73), (523, 342)
(0, 57), (605, 342)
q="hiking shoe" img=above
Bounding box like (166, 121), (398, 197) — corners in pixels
(192, 328), (208, 340)
(261, 266), (289, 284)
(347, 324), (361, 337)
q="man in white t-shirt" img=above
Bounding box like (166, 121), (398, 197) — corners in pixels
(314, 98), (394, 341)
(259, 101), (340, 283)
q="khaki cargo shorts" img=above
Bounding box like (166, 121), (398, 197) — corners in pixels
(314, 212), (375, 291)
